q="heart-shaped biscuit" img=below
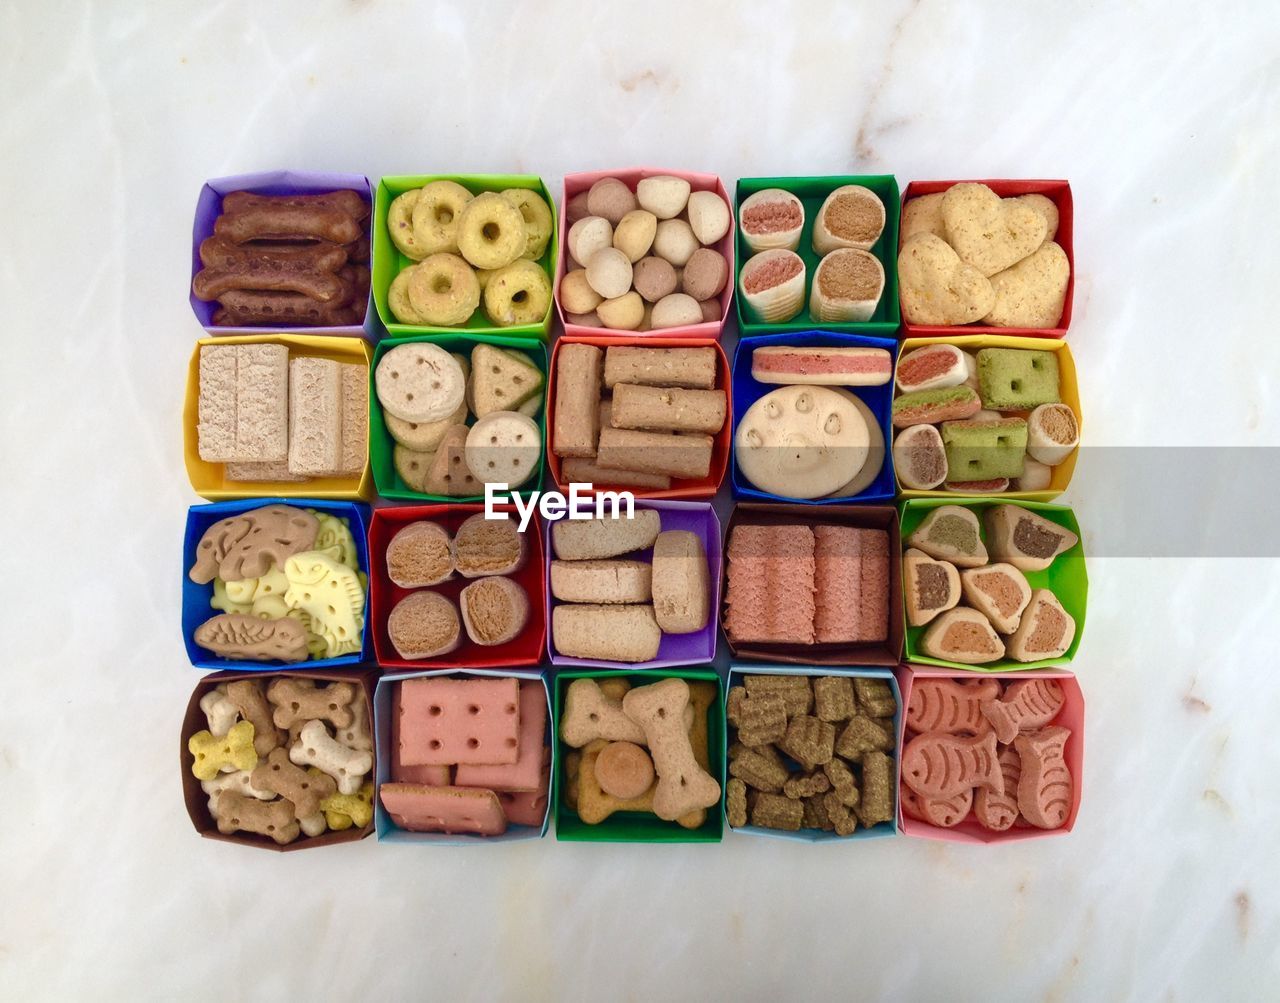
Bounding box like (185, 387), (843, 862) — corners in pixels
(898, 234), (995, 325)
(983, 241), (1069, 328)
(941, 183), (1047, 276)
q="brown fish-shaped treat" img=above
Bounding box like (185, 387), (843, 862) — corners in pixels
(907, 678), (1000, 735)
(1014, 726), (1073, 829)
(973, 746), (1023, 831)
(902, 730), (1002, 799)
(981, 678), (1065, 743)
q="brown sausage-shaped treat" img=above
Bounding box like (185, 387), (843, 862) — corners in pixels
(199, 235), (348, 272)
(553, 343), (604, 458)
(595, 427), (713, 479)
(213, 289), (362, 328)
(215, 206), (363, 245)
(602, 346), (717, 390)
(610, 384), (727, 434)
(193, 265), (347, 303)
(221, 189), (370, 222)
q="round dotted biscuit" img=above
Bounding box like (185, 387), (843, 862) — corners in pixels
(376, 343), (466, 423)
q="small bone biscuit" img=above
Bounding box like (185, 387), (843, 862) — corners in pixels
(857, 751), (895, 827)
(214, 204), (362, 245)
(853, 678), (897, 718)
(189, 505), (320, 584)
(824, 792), (858, 836)
(727, 747), (789, 794)
(726, 778), (748, 828)
(778, 715), (836, 770)
(622, 679), (722, 821)
(751, 792), (803, 831)
(336, 689), (373, 752)
(213, 791), (300, 845)
(288, 356), (342, 476)
(743, 675), (813, 718)
(595, 427), (713, 479)
(603, 346), (717, 390)
(553, 343), (604, 458)
(380, 783), (507, 836)
(610, 384), (726, 435)
(299, 813), (328, 837)
(266, 678), (356, 730)
(252, 746), (336, 819)
(813, 676), (857, 723)
(834, 715), (894, 761)
(200, 686), (239, 737)
(189, 720), (260, 781)
(733, 693), (787, 748)
(823, 758), (860, 807)
(783, 771), (831, 799)
(226, 679), (283, 757)
(201, 768), (273, 803)
(195, 614), (309, 663)
(559, 678), (646, 748)
(290, 720), (374, 795)
(221, 189), (370, 221)
(320, 782), (375, 830)
(398, 677), (521, 766)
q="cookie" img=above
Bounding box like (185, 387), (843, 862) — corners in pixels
(1027, 403), (1079, 466)
(636, 175), (691, 220)
(813, 525), (889, 644)
(560, 678), (647, 749)
(387, 591), (461, 660)
(723, 524), (816, 645)
(899, 191), (946, 246)
(386, 521), (453, 588)
(422, 424), (479, 496)
(194, 614), (309, 663)
(907, 505), (988, 568)
(809, 248), (885, 323)
(609, 383), (727, 435)
(735, 385), (869, 499)
(738, 248), (805, 324)
(920, 607), (1005, 664)
(984, 505), (1078, 572)
(552, 604), (662, 663)
(376, 343), (466, 423)
(903, 548), (961, 626)
(398, 676), (520, 767)
(681, 247), (729, 302)
(394, 444), (433, 492)
(961, 563), (1032, 634)
(685, 189), (731, 245)
(650, 530), (710, 634)
(464, 411), (540, 488)
(983, 241), (1070, 328)
(973, 746), (1023, 831)
(470, 344), (543, 418)
(738, 188), (804, 252)
(906, 677), (1000, 735)
(1013, 726), (1072, 829)
(980, 678), (1066, 743)
(594, 741), (656, 800)
(1006, 589), (1076, 662)
(898, 234), (995, 325)
(603, 346), (717, 390)
(902, 730), (1003, 799)
(893, 425), (948, 490)
(551, 559), (652, 604)
(380, 783), (507, 836)
(552, 342), (604, 459)
(941, 417), (1028, 481)
(941, 183), (1046, 277)
(452, 512), (526, 578)
(891, 386), (981, 428)
(812, 185), (885, 254)
(976, 348), (1059, 411)
(650, 293), (703, 330)
(454, 681), (547, 792)
(622, 679), (721, 821)
(459, 576), (529, 646)
(751, 345), (892, 387)
(895, 344), (967, 393)
(551, 509), (661, 560)
(189, 505), (319, 584)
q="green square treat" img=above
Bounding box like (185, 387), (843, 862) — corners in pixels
(942, 418), (1028, 480)
(977, 349), (1060, 410)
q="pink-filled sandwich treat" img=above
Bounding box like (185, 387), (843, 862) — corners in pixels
(751, 346), (892, 387)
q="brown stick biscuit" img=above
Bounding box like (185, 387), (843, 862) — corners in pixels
(193, 265), (347, 303)
(553, 343), (604, 458)
(221, 189), (370, 222)
(603, 347), (717, 390)
(199, 235), (349, 272)
(609, 384), (727, 434)
(595, 427), (713, 479)
(215, 205), (363, 245)
(213, 290), (361, 328)
(560, 458), (671, 490)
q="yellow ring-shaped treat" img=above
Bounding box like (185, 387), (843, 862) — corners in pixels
(388, 190), (428, 260)
(405, 253), (481, 327)
(501, 188), (554, 261)
(387, 269), (429, 324)
(457, 192), (526, 269)
(483, 259), (551, 327)
(410, 180), (474, 256)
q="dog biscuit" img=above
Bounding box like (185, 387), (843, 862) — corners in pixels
(822, 757), (860, 808)
(812, 676), (857, 723)
(454, 681), (546, 792)
(195, 614), (309, 663)
(189, 720), (259, 781)
(907, 678), (999, 735)
(226, 680), (283, 757)
(734, 693), (787, 748)
(574, 739), (657, 824)
(1014, 726), (1073, 829)
(199, 686), (239, 737)
(189, 505), (320, 584)
(380, 783), (507, 836)
(783, 771), (831, 799)
(751, 792), (803, 832)
(398, 677), (520, 766)
(622, 679), (721, 821)
(902, 731), (1002, 799)
(857, 751), (895, 827)
(779, 715), (836, 770)
(981, 678), (1065, 743)
(283, 552), (365, 657)
(251, 746), (336, 819)
(289, 720), (373, 795)
(743, 675), (813, 718)
(321, 782), (375, 830)
(213, 790), (300, 845)
(728, 746), (789, 794)
(266, 678), (355, 731)
(553, 342), (605, 458)
(726, 778), (748, 828)
(559, 678), (646, 748)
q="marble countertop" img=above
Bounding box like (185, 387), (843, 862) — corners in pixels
(2, 1), (1277, 999)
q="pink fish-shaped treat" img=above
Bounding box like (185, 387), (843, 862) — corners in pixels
(907, 678), (1000, 735)
(1014, 726), (1073, 829)
(981, 678), (1065, 743)
(902, 731), (1002, 799)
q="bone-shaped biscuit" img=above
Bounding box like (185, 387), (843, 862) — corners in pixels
(334, 690), (372, 752)
(220, 189), (370, 222)
(213, 790), (300, 845)
(201, 768), (274, 803)
(223, 680), (284, 757)
(283, 552), (365, 658)
(290, 720), (372, 795)
(267, 678), (356, 731)
(559, 678), (646, 749)
(189, 720), (259, 781)
(622, 679), (721, 822)
(214, 204), (363, 245)
(189, 505), (319, 584)
(320, 780), (374, 830)
(195, 614), (309, 663)
(199, 686), (240, 737)
(252, 747), (337, 819)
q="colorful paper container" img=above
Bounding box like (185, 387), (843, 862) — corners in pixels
(555, 168), (735, 341)
(190, 170), (374, 338)
(545, 500), (722, 670)
(553, 668), (724, 842)
(731, 331), (898, 504)
(734, 175), (901, 337)
(722, 503), (904, 667)
(372, 174), (557, 340)
(368, 503), (546, 670)
(724, 664), (901, 842)
(894, 334), (1080, 502)
(900, 180), (1074, 339)
(546, 335), (731, 500)
(894, 664), (1084, 842)
(373, 669), (552, 844)
(369, 333), (547, 502)
(183, 333), (374, 501)
(180, 668), (378, 850)
(182, 498), (373, 671)
(900, 498), (1088, 672)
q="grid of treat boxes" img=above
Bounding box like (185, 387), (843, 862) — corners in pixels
(179, 168), (1084, 848)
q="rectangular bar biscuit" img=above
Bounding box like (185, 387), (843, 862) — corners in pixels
(595, 427), (713, 479)
(337, 362), (368, 476)
(287, 356), (341, 476)
(610, 384), (727, 434)
(553, 343), (604, 458)
(603, 347), (716, 390)
(197, 344), (238, 463)
(234, 344), (288, 462)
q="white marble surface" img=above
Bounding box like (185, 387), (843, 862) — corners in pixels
(2, 1), (1278, 999)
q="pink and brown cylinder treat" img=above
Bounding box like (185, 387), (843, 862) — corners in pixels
(738, 249), (806, 324)
(738, 188), (805, 252)
(750, 345), (892, 387)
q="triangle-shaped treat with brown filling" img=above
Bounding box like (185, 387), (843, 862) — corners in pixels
(907, 505), (988, 568)
(920, 607), (1005, 664)
(961, 562), (1032, 634)
(903, 548), (961, 626)
(1007, 589), (1076, 662)
(984, 505), (1078, 572)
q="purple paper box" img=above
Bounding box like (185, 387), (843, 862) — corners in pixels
(544, 499), (722, 670)
(189, 170), (374, 339)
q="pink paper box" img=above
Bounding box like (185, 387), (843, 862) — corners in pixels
(894, 664), (1084, 844)
(555, 168), (735, 341)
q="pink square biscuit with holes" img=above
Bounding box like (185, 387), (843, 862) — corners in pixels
(398, 677), (521, 766)
(454, 682), (546, 791)
(390, 685), (452, 784)
(498, 749), (551, 826)
(380, 783), (507, 836)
